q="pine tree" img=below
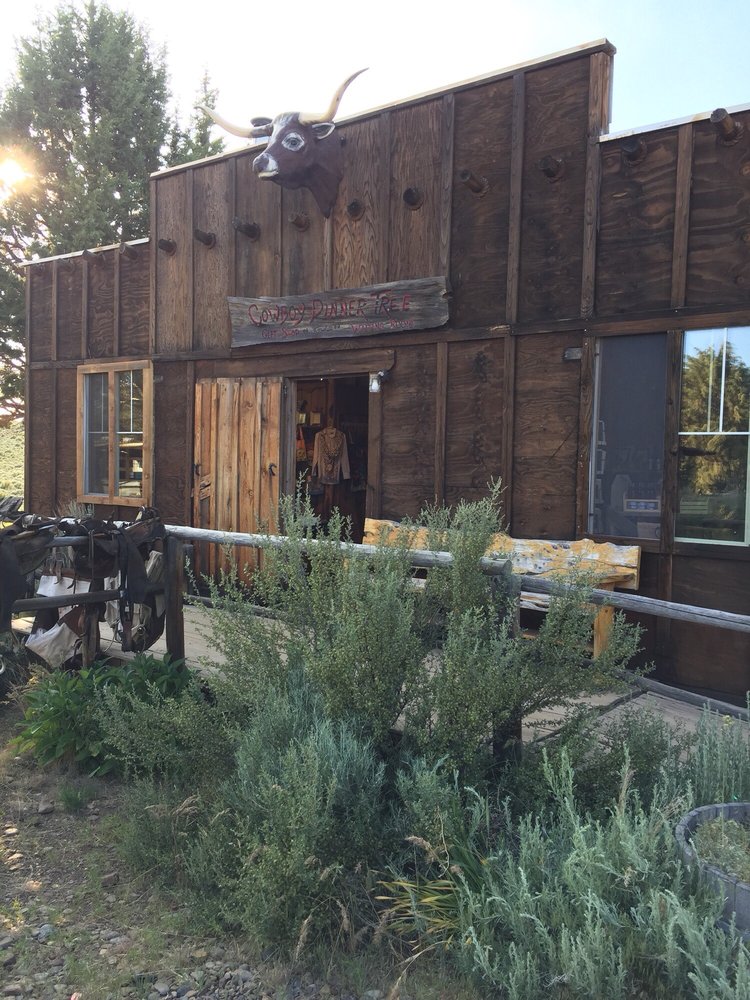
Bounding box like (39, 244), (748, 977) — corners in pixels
(0, 0), (224, 418)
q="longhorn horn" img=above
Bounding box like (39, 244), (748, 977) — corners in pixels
(298, 68), (368, 126)
(197, 105), (273, 139)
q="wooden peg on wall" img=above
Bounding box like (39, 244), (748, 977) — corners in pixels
(82, 249), (105, 265)
(458, 169), (489, 196)
(711, 108), (744, 145)
(119, 242), (139, 260)
(193, 228), (216, 248)
(620, 136), (648, 165)
(158, 238), (177, 255)
(232, 217), (261, 240)
(403, 186), (424, 209)
(289, 213), (310, 231)
(539, 155), (565, 180)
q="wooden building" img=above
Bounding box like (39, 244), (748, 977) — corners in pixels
(23, 40), (750, 698)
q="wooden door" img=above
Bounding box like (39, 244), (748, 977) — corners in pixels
(193, 376), (290, 579)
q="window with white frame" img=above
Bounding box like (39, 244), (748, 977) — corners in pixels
(77, 361), (152, 505)
(677, 327), (750, 544)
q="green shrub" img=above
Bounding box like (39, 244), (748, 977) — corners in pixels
(14, 654), (192, 773)
(690, 705), (750, 806)
(0, 424), (24, 496)
(223, 709), (387, 948)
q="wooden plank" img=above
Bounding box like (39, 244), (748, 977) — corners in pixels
(199, 347), (396, 380)
(51, 260), (59, 363)
(238, 377), (261, 573)
(514, 306), (750, 339)
(55, 368), (77, 506)
(434, 342), (448, 505)
(281, 186), (326, 295)
(234, 150), (282, 298)
(671, 124), (693, 309)
(230, 277), (449, 346)
(444, 340), (505, 510)
(502, 334), (515, 528)
(194, 161), (232, 351)
(505, 72), (525, 324)
(388, 100), (444, 280)
(366, 384), (383, 519)
(661, 330), (683, 555)
(331, 116), (389, 289)
(56, 258), (83, 361)
(518, 58), (590, 322)
(575, 336), (595, 537)
(450, 78), (513, 328)
(438, 93), (454, 278)
(259, 377), (282, 534)
(24, 270), (32, 508)
(87, 251), (115, 358)
(119, 243), (150, 357)
(595, 131), (679, 317)
(580, 53), (607, 318)
(81, 255), (89, 360)
(155, 171), (191, 353)
(686, 111), (750, 306)
(164, 535), (186, 663)
(113, 241), (121, 356)
(149, 177), (157, 354)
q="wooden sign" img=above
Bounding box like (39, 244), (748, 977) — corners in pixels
(229, 277), (449, 347)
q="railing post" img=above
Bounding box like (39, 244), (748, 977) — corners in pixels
(164, 535), (186, 664)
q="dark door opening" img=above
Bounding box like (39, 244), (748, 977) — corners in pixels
(293, 375), (369, 542)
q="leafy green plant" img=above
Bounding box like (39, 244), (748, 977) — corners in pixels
(14, 653), (192, 773)
(59, 779), (99, 812)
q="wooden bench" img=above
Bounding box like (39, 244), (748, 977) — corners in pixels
(363, 519), (641, 657)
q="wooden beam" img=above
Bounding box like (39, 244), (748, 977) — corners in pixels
(502, 334), (516, 529)
(671, 124), (693, 309)
(187, 167), (195, 351)
(366, 386), (383, 519)
(434, 341), (448, 505)
(113, 238), (121, 357)
(51, 260), (58, 363)
(184, 360), (195, 525)
(581, 53), (608, 318)
(512, 305), (750, 338)
(81, 255), (89, 360)
(575, 336), (595, 537)
(505, 72), (525, 324)
(149, 177), (157, 354)
(229, 158), (237, 298)
(439, 93), (454, 278)
(164, 535), (186, 663)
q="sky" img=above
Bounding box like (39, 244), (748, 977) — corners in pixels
(1, 0), (749, 149)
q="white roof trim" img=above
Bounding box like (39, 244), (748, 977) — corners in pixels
(21, 238), (150, 267)
(601, 101), (750, 142)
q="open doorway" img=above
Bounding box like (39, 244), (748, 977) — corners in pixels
(293, 375), (369, 541)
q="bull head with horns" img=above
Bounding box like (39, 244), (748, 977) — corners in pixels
(198, 69), (367, 218)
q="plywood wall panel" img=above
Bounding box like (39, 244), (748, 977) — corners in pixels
(380, 345), (436, 517)
(27, 368), (54, 512)
(119, 244), (150, 356)
(234, 152), (282, 299)
(155, 172), (191, 353)
(686, 113), (750, 307)
(194, 162), (232, 350)
(450, 80), (513, 328)
(281, 186), (326, 295)
(152, 361), (192, 524)
(332, 117), (389, 289)
(444, 339), (505, 507)
(518, 59), (590, 322)
(55, 367), (77, 507)
(596, 132), (678, 315)
(388, 101), (444, 281)
(87, 254), (115, 359)
(511, 332), (582, 538)
(29, 263), (53, 363)
(56, 262), (82, 360)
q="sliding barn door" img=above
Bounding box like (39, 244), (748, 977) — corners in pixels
(193, 376), (291, 578)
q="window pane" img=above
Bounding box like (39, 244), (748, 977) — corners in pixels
(589, 334), (666, 540)
(681, 328), (750, 433)
(84, 373), (109, 494)
(677, 434), (747, 543)
(116, 370), (143, 498)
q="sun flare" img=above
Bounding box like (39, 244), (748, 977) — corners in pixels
(0, 157), (29, 202)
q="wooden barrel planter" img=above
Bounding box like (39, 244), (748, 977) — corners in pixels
(675, 802), (750, 938)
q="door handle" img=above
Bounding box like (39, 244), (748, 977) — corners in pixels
(268, 463), (277, 477)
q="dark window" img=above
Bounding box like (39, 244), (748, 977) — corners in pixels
(589, 334), (667, 540)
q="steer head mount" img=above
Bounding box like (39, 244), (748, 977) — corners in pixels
(198, 69), (367, 218)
